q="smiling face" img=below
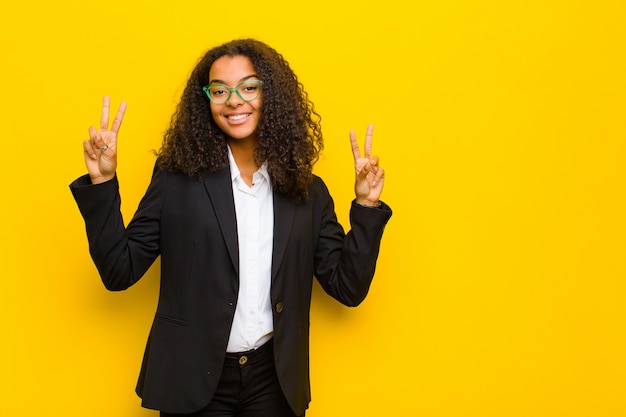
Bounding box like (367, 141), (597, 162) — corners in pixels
(208, 55), (262, 145)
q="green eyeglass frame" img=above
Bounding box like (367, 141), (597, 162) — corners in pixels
(202, 79), (263, 104)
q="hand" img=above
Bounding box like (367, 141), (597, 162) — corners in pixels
(83, 96), (127, 184)
(350, 124), (384, 206)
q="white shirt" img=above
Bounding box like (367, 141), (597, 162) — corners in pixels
(226, 146), (274, 353)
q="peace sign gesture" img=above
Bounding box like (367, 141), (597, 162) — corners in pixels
(83, 96), (127, 184)
(350, 124), (385, 206)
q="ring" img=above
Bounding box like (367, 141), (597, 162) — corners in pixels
(99, 144), (109, 152)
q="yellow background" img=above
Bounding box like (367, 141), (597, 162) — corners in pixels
(1, 0), (625, 416)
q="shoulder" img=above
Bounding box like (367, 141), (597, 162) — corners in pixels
(308, 174), (332, 199)
(144, 161), (211, 200)
(309, 174), (330, 192)
(151, 159), (225, 183)
(306, 175), (336, 212)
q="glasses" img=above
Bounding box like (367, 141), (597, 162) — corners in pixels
(202, 79), (263, 104)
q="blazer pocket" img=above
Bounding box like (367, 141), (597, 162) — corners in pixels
(155, 312), (189, 326)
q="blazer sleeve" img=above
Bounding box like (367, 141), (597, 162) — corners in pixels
(69, 168), (165, 291)
(311, 177), (392, 306)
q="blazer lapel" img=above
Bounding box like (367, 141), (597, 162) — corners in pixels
(203, 168), (296, 281)
(272, 191), (295, 280)
(204, 167), (239, 276)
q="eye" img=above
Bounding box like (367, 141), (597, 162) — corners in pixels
(238, 81), (262, 101)
(208, 84), (230, 97)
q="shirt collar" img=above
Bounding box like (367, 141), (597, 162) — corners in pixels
(227, 145), (270, 185)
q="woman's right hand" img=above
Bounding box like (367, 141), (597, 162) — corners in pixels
(83, 96), (127, 184)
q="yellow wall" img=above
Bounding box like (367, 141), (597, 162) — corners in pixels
(2, 0), (626, 415)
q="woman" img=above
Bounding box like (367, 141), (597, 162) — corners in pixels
(71, 39), (391, 417)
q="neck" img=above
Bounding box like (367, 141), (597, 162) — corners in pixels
(229, 139), (260, 187)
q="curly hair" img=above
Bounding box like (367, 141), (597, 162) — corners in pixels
(157, 39), (323, 201)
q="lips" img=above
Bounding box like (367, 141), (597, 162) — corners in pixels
(226, 113), (251, 122)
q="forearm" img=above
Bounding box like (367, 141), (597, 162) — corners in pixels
(315, 200), (392, 306)
(70, 174), (160, 290)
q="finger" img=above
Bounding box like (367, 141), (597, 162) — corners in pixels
(110, 101), (127, 134)
(364, 124), (374, 158)
(89, 128), (109, 152)
(88, 125), (98, 141)
(372, 166), (385, 187)
(355, 158), (370, 178)
(350, 129), (361, 161)
(100, 96), (110, 131)
(89, 126), (110, 152)
(83, 139), (98, 159)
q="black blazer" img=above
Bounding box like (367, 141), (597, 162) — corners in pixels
(70, 164), (392, 415)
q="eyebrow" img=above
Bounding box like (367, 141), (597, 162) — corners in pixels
(209, 74), (259, 85)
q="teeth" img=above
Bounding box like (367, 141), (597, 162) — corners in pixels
(228, 114), (249, 121)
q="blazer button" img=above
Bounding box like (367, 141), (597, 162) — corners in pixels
(275, 302), (284, 314)
(239, 356), (248, 365)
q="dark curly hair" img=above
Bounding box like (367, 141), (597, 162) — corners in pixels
(157, 39), (323, 200)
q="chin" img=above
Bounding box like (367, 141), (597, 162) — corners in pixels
(227, 131), (258, 143)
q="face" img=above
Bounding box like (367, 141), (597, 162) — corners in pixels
(208, 55), (262, 144)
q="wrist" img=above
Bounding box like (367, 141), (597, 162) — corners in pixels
(90, 173), (115, 185)
(355, 199), (381, 208)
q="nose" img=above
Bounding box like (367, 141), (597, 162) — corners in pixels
(225, 90), (243, 107)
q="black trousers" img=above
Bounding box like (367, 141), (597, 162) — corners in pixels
(160, 340), (302, 417)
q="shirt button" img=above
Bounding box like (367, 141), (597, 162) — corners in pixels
(275, 302), (284, 314)
(239, 356), (248, 365)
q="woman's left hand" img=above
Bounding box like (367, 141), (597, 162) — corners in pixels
(350, 124), (385, 206)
